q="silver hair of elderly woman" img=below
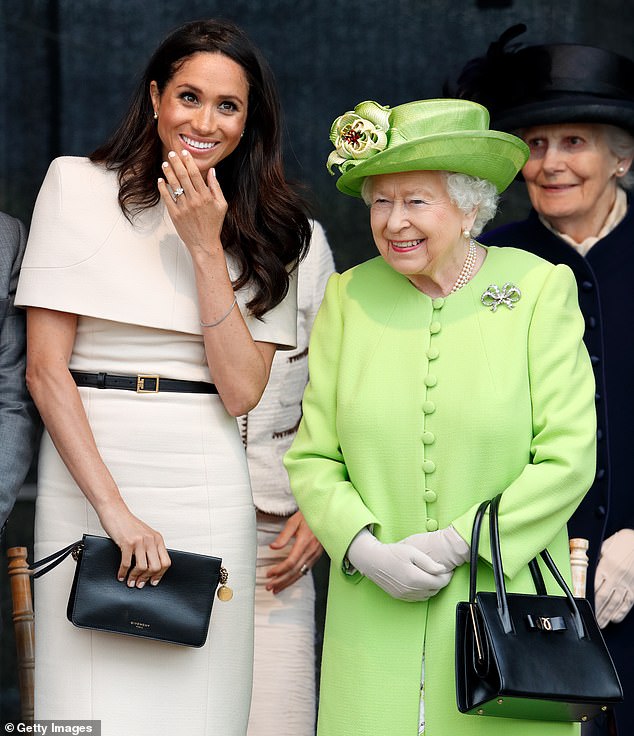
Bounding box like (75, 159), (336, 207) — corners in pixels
(360, 172), (499, 237)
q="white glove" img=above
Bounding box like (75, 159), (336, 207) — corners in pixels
(595, 528), (634, 629)
(346, 528), (453, 601)
(400, 526), (470, 573)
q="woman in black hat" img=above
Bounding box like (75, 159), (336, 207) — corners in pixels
(454, 25), (634, 736)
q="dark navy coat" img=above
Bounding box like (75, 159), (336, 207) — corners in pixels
(481, 207), (634, 733)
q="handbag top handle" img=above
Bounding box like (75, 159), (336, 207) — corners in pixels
(468, 494), (586, 639)
(468, 498), (547, 598)
(467, 498), (491, 604)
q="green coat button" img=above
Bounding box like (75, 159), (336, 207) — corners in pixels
(422, 401), (436, 414)
(429, 321), (441, 334)
(426, 518), (439, 531)
(424, 375), (437, 387)
(422, 460), (436, 473)
(422, 431), (435, 444)
(423, 490), (437, 502)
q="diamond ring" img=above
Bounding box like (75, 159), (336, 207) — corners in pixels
(173, 187), (185, 199)
(300, 564), (310, 575)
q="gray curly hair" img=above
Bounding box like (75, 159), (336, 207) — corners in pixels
(443, 173), (499, 236)
(360, 172), (499, 237)
(602, 124), (634, 190)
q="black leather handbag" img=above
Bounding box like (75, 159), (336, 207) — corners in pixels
(455, 494), (623, 723)
(31, 534), (231, 647)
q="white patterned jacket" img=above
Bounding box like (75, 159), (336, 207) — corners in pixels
(239, 221), (335, 515)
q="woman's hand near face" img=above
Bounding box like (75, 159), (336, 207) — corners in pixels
(158, 149), (227, 258)
(25, 307), (172, 587)
(156, 150), (277, 416)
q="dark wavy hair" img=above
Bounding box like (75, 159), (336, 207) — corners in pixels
(90, 18), (310, 317)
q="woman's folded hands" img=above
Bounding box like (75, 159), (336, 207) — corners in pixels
(400, 526), (470, 572)
(346, 527), (454, 601)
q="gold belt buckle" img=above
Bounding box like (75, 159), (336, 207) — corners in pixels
(136, 374), (160, 393)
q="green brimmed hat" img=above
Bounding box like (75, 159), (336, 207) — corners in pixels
(327, 98), (529, 197)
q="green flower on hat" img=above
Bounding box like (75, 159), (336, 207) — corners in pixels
(326, 101), (391, 175)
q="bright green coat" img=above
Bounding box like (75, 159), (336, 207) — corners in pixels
(285, 246), (596, 736)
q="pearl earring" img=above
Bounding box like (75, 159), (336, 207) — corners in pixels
(462, 229), (471, 239)
(153, 111), (158, 120)
(617, 166), (625, 175)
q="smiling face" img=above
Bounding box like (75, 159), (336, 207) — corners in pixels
(520, 123), (626, 241)
(368, 170), (476, 294)
(150, 51), (249, 176)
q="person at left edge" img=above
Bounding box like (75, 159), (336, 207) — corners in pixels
(0, 211), (39, 534)
(14, 19), (309, 736)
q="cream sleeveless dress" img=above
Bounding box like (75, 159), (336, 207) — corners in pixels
(15, 157), (297, 736)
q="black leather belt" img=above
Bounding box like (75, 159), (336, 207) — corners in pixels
(70, 371), (218, 395)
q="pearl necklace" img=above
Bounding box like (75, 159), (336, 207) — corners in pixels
(450, 239), (477, 293)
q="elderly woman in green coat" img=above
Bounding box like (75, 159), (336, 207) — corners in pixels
(284, 98), (597, 736)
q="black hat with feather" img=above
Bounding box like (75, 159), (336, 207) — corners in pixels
(450, 24), (634, 135)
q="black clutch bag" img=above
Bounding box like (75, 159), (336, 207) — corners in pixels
(455, 494), (623, 723)
(31, 534), (232, 647)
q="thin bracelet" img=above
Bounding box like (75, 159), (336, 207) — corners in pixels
(199, 296), (238, 328)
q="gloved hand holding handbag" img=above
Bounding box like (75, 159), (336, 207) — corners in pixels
(400, 525), (470, 573)
(595, 528), (634, 628)
(346, 527), (453, 602)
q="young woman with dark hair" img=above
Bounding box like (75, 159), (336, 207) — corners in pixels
(90, 18), (310, 316)
(16, 18), (310, 735)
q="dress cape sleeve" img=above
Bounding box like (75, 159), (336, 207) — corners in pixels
(15, 156), (297, 347)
